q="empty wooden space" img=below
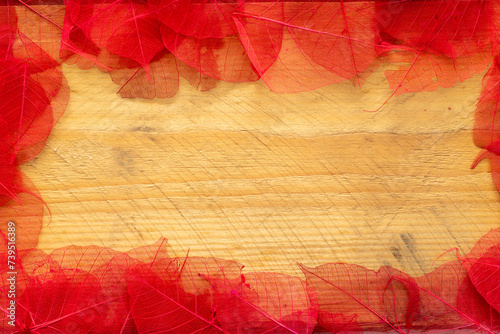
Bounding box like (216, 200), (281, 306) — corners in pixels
(23, 62), (500, 277)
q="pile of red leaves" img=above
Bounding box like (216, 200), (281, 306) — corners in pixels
(59, 0), (495, 98)
(0, 0), (500, 332)
(0, 1), (68, 253)
(0, 229), (498, 333)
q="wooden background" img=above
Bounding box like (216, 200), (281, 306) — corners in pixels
(23, 61), (500, 277)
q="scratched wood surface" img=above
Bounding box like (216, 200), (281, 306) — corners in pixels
(22, 61), (500, 277)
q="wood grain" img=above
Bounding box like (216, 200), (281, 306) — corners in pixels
(22, 62), (500, 277)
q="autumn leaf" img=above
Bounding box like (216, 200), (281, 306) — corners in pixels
(299, 263), (419, 333)
(126, 254), (243, 333)
(413, 259), (500, 333)
(211, 272), (318, 334)
(471, 58), (500, 193)
(384, 48), (489, 96)
(313, 311), (362, 334)
(462, 228), (500, 316)
(0, 173), (43, 253)
(234, 0), (378, 92)
(374, 0), (492, 109)
(161, 24), (258, 83)
(15, 0), (65, 62)
(152, 0), (237, 39)
(108, 50), (180, 99)
(376, 0), (490, 59)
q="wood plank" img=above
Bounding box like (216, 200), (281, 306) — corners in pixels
(23, 62), (500, 277)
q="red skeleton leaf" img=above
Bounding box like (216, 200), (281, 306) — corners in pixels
(0, 4), (67, 254)
(463, 229), (500, 316)
(413, 260), (500, 333)
(472, 58), (500, 193)
(299, 263), (419, 333)
(125, 243), (243, 333)
(234, 1), (378, 92)
(211, 272), (318, 333)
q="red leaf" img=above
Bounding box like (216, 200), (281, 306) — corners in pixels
(234, 1), (378, 92)
(155, 0), (258, 83)
(384, 49), (490, 96)
(94, 1), (164, 75)
(299, 263), (419, 333)
(374, 0), (492, 108)
(313, 311), (362, 334)
(0, 117), (18, 205)
(152, 0), (237, 39)
(126, 237), (171, 263)
(462, 228), (500, 315)
(60, 0), (104, 68)
(0, 250), (34, 329)
(473, 58), (500, 149)
(15, 1), (65, 62)
(0, 245), (145, 333)
(457, 269), (500, 331)
(109, 50), (180, 99)
(14, 270), (113, 333)
(0, 5), (68, 255)
(0, 28), (68, 163)
(177, 58), (219, 92)
(161, 24), (258, 83)
(484, 0), (500, 56)
(126, 254), (242, 333)
(0, 247), (125, 333)
(472, 58), (500, 193)
(211, 272), (318, 334)
(0, 60), (53, 162)
(48, 245), (140, 333)
(61, 0), (221, 95)
(465, 228), (500, 262)
(413, 260), (500, 333)
(232, 1), (282, 76)
(63, 0), (165, 74)
(376, 0), (490, 59)
(0, 173), (43, 253)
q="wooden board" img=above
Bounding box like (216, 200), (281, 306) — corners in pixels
(23, 62), (500, 277)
